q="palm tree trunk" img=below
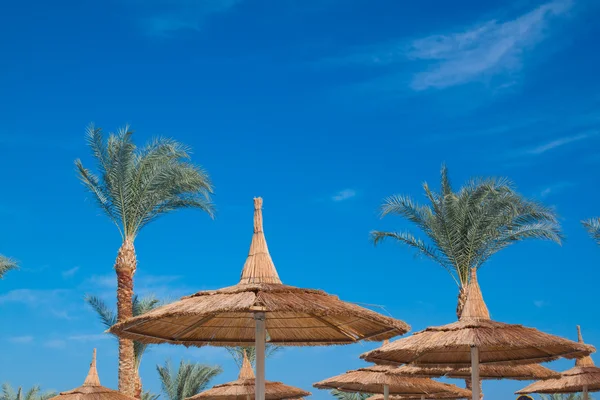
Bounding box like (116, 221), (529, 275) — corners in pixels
(115, 238), (137, 397)
(135, 375), (143, 399)
(464, 377), (483, 399)
(456, 285), (467, 319)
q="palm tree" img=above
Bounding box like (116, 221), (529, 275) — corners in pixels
(76, 125), (214, 396)
(141, 391), (160, 400)
(156, 360), (222, 400)
(225, 345), (282, 369)
(582, 218), (600, 245)
(1, 384), (55, 400)
(0, 256), (18, 279)
(330, 390), (370, 400)
(372, 165), (562, 318)
(85, 294), (162, 397)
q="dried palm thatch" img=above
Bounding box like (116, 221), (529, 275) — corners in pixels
(362, 269), (593, 367)
(313, 365), (471, 397)
(187, 351), (310, 400)
(110, 198), (409, 346)
(367, 393), (469, 400)
(517, 326), (600, 395)
(389, 363), (559, 381)
(48, 349), (137, 400)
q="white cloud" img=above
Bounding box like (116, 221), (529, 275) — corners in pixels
(8, 336), (34, 344)
(124, 0), (242, 36)
(0, 289), (69, 305)
(324, 0), (572, 92)
(525, 131), (598, 155)
(534, 300), (545, 308)
(539, 181), (575, 198)
(68, 334), (111, 342)
(331, 189), (357, 202)
(44, 339), (67, 349)
(62, 266), (79, 279)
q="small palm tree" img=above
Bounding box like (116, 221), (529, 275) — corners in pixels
(76, 125), (214, 396)
(156, 360), (222, 400)
(85, 294), (162, 397)
(1, 384), (55, 400)
(582, 218), (600, 245)
(0, 256), (18, 279)
(225, 345), (282, 369)
(372, 165), (562, 318)
(330, 390), (370, 400)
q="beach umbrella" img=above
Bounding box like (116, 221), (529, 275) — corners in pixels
(361, 269), (593, 400)
(389, 363), (559, 381)
(48, 349), (136, 400)
(314, 365), (471, 400)
(516, 326), (600, 400)
(366, 392), (469, 400)
(188, 351), (309, 400)
(110, 197), (410, 400)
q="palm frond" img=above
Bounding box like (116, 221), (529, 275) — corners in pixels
(141, 391), (160, 400)
(77, 126), (214, 240)
(0, 385), (55, 400)
(0, 255), (18, 279)
(330, 390), (370, 400)
(582, 217), (600, 245)
(226, 344), (283, 369)
(156, 360), (222, 400)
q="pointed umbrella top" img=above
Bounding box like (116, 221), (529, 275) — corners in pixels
(459, 269), (490, 322)
(83, 349), (100, 387)
(577, 326), (595, 367)
(239, 197), (282, 285)
(239, 350), (255, 380)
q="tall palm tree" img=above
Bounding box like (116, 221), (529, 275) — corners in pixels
(582, 218), (600, 245)
(330, 390), (370, 400)
(372, 165), (562, 318)
(1, 384), (55, 400)
(0, 256), (18, 279)
(156, 360), (222, 400)
(76, 125), (214, 396)
(85, 294), (163, 397)
(225, 345), (282, 369)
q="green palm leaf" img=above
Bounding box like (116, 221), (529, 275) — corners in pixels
(330, 390), (370, 400)
(582, 218), (600, 245)
(0, 255), (18, 279)
(156, 360), (222, 400)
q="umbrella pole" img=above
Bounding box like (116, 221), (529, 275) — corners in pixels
(583, 385), (588, 400)
(255, 312), (266, 400)
(470, 346), (480, 400)
(383, 384), (389, 400)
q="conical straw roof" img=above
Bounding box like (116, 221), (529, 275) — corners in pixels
(388, 363), (559, 381)
(314, 365), (471, 397)
(362, 269), (593, 366)
(187, 350), (310, 400)
(110, 197), (409, 346)
(517, 326), (600, 394)
(48, 349), (137, 400)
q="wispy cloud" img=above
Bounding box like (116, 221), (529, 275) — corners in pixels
(524, 131), (598, 155)
(323, 0), (572, 92)
(331, 189), (357, 202)
(44, 339), (67, 349)
(62, 266), (79, 279)
(0, 289), (69, 305)
(68, 334), (111, 342)
(539, 181), (575, 198)
(8, 336), (34, 344)
(123, 0), (242, 36)
(534, 300), (546, 308)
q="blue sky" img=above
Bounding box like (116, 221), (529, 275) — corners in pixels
(1, 0), (600, 399)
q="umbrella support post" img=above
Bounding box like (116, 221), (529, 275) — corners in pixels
(255, 312), (266, 400)
(470, 346), (480, 400)
(583, 385), (588, 400)
(383, 384), (389, 400)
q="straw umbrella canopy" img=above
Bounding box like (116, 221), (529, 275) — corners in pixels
(361, 269), (593, 400)
(389, 363), (559, 381)
(188, 351), (309, 400)
(48, 349), (137, 400)
(517, 326), (600, 400)
(367, 392), (469, 400)
(110, 197), (410, 400)
(314, 365), (471, 400)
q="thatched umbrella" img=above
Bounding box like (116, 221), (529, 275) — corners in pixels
(517, 326), (600, 400)
(188, 351), (309, 400)
(367, 392), (469, 400)
(110, 198), (410, 400)
(314, 365), (471, 400)
(361, 269), (593, 400)
(389, 363), (559, 381)
(48, 349), (136, 400)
